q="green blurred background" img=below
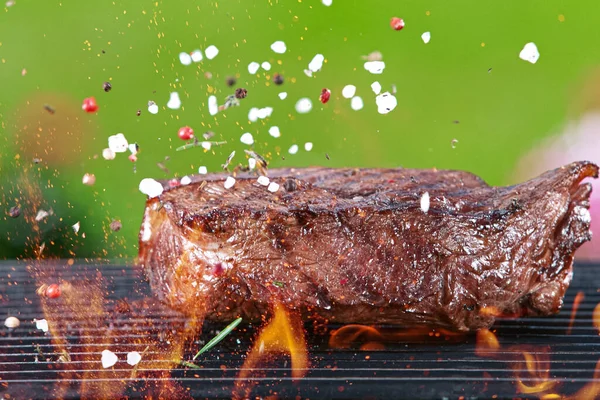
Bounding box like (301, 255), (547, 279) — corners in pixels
(1, 0), (599, 260)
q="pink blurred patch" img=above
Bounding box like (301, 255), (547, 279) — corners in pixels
(513, 113), (600, 261)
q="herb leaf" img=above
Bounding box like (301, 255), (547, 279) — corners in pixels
(192, 317), (243, 361)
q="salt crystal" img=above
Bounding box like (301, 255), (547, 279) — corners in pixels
(248, 107), (259, 122)
(304, 142), (313, 151)
(375, 92), (398, 114)
(4, 316), (19, 328)
(198, 166), (208, 174)
(269, 126), (281, 138)
(295, 98), (312, 114)
(364, 61), (385, 74)
(128, 144), (138, 155)
(257, 107), (273, 119)
(108, 133), (128, 153)
(72, 222), (80, 233)
(261, 61), (271, 71)
(180, 176), (192, 186)
(257, 176), (270, 186)
(102, 148), (116, 160)
(179, 52), (192, 66)
(201, 141), (212, 150)
(35, 210), (49, 221)
(421, 32), (431, 44)
(288, 144), (299, 154)
(82, 173), (96, 186)
(167, 92), (182, 109)
(101, 350), (118, 368)
(322, 0), (332, 5)
(267, 182), (280, 193)
(303, 69), (313, 77)
(248, 157), (256, 170)
(240, 132), (254, 145)
(351, 96), (364, 111)
(278, 92), (288, 100)
(342, 85), (356, 99)
(271, 40), (287, 54)
(371, 81), (382, 95)
(205, 45), (219, 60)
(519, 42), (539, 64)
(126, 351), (142, 366)
(208, 95), (218, 116)
(451, 139), (458, 149)
(420, 192), (430, 213)
(190, 49), (203, 62)
(248, 62), (260, 74)
(139, 178), (164, 198)
(35, 319), (49, 332)
(308, 54), (325, 72)
(147, 101), (159, 114)
(224, 176), (236, 189)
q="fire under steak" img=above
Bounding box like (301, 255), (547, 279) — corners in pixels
(138, 161), (598, 331)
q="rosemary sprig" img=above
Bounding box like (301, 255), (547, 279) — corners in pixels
(192, 317), (243, 361)
(178, 360), (201, 369)
(176, 140), (227, 152)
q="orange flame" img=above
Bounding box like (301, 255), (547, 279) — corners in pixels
(329, 325), (383, 349)
(567, 291), (585, 335)
(474, 329), (500, 358)
(514, 351), (557, 395)
(235, 303), (308, 399)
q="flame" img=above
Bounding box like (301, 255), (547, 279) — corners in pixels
(514, 351), (557, 394)
(475, 329), (500, 358)
(566, 291), (585, 335)
(235, 303), (308, 399)
(329, 325), (383, 349)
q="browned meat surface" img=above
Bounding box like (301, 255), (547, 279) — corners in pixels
(138, 161), (598, 331)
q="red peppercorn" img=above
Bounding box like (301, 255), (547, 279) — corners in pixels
(390, 17), (405, 31)
(46, 284), (61, 299)
(168, 178), (180, 188)
(82, 97), (99, 113)
(178, 126), (194, 141)
(319, 88), (331, 104)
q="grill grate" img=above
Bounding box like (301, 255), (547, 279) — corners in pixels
(1, 260), (599, 399)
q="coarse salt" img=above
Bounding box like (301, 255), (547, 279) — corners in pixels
(102, 148), (116, 160)
(248, 157), (256, 170)
(35, 319), (49, 332)
(4, 316), (19, 328)
(269, 126), (281, 138)
(342, 85), (356, 99)
(519, 42), (539, 64)
(303, 69), (313, 77)
(248, 62), (260, 74)
(148, 101), (159, 114)
(198, 166), (208, 174)
(82, 173), (96, 186)
(257, 176), (270, 186)
(271, 41), (287, 54)
(208, 95), (218, 116)
(295, 98), (312, 114)
(420, 192), (430, 213)
(167, 92), (182, 109)
(180, 176), (192, 185)
(108, 133), (128, 153)
(322, 0), (332, 5)
(72, 222), (80, 233)
(127, 351), (142, 366)
(421, 32), (431, 44)
(267, 182), (280, 193)
(371, 81), (382, 95)
(278, 92), (288, 100)
(201, 141), (212, 150)
(261, 61), (271, 71)
(179, 52), (192, 66)
(375, 92), (398, 114)
(364, 61), (385, 74)
(308, 54), (325, 72)
(224, 176), (236, 189)
(288, 144), (299, 154)
(351, 96), (364, 111)
(205, 45), (219, 60)
(128, 144), (138, 155)
(139, 178), (164, 198)
(101, 349), (118, 369)
(191, 49), (203, 62)
(304, 142), (313, 151)
(240, 132), (254, 145)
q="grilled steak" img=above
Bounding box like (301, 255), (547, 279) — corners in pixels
(138, 161), (598, 331)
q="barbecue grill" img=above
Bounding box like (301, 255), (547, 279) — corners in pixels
(1, 260), (599, 399)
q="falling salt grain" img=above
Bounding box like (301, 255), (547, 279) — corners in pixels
(420, 192), (430, 213)
(261, 61), (272, 71)
(269, 126), (281, 138)
(4, 316), (19, 329)
(248, 157), (256, 170)
(519, 42), (539, 64)
(271, 41), (287, 54)
(248, 62), (260, 74)
(421, 32), (431, 44)
(322, 0), (332, 5)
(308, 54), (325, 72)
(82, 173), (96, 186)
(288, 144), (299, 154)
(224, 176), (236, 189)
(147, 101), (159, 114)
(179, 52), (192, 66)
(451, 139), (458, 149)
(375, 92), (398, 114)
(205, 45), (219, 60)
(127, 351), (142, 366)
(35, 319), (49, 332)
(303, 69), (313, 78)
(364, 61), (385, 74)
(190, 49), (203, 62)
(101, 350), (118, 368)
(295, 98), (312, 114)
(278, 92), (288, 100)
(371, 81), (382, 95)
(208, 95), (218, 116)
(304, 142), (313, 151)
(167, 92), (182, 109)
(201, 141), (212, 150)
(108, 133), (128, 153)
(139, 178), (164, 198)
(240, 132), (254, 145)
(35, 210), (49, 222)
(72, 222), (80, 233)
(267, 182), (280, 193)
(342, 85), (357, 99)
(180, 176), (192, 186)
(351, 96), (364, 111)
(198, 166), (208, 174)
(128, 143), (138, 155)
(257, 176), (270, 186)
(102, 148), (115, 160)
